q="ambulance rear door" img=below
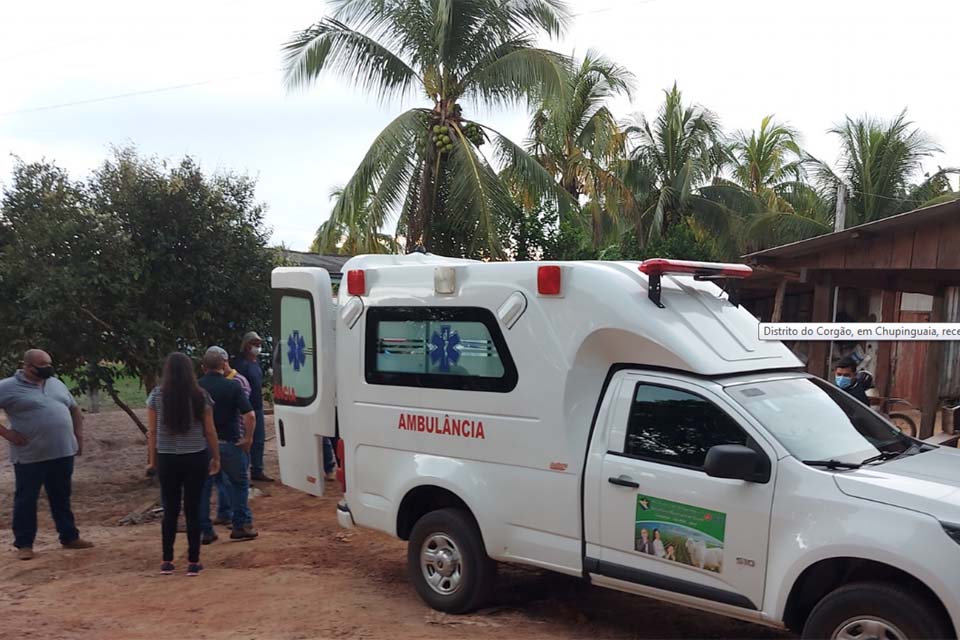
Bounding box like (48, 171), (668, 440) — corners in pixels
(271, 267), (336, 496)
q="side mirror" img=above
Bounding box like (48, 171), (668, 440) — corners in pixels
(704, 444), (769, 483)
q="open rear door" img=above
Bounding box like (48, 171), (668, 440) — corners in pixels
(271, 267), (336, 496)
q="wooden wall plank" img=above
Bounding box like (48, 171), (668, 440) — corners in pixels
(912, 225), (940, 268)
(892, 231), (915, 268)
(936, 221), (960, 269)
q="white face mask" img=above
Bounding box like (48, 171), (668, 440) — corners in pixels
(250, 346), (262, 357)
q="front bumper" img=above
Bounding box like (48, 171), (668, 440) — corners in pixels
(337, 500), (355, 529)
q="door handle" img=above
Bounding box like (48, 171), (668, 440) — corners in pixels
(608, 475), (640, 489)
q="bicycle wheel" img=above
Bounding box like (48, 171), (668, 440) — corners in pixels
(889, 413), (917, 438)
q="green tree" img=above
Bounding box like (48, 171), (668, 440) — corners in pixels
(623, 84), (730, 243)
(311, 186), (399, 254)
(283, 0), (571, 258)
(527, 51), (634, 248)
(0, 149), (279, 431)
(813, 110), (958, 227)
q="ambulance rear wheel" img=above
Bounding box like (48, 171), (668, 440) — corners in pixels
(407, 508), (496, 613)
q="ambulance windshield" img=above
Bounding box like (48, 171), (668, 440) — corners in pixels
(726, 377), (911, 464)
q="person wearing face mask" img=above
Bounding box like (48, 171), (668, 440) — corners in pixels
(234, 332), (272, 482)
(834, 356), (872, 404)
(0, 349), (95, 560)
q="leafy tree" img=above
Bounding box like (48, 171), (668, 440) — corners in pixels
(623, 84), (728, 242)
(311, 186), (399, 254)
(527, 51), (634, 248)
(812, 110), (958, 227)
(284, 0), (571, 258)
(0, 149), (278, 431)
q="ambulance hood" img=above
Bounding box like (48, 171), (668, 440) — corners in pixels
(835, 447), (960, 522)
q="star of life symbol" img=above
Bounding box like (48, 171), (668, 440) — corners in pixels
(429, 325), (461, 372)
(287, 330), (306, 372)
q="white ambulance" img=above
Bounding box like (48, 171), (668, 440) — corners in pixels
(271, 254), (960, 640)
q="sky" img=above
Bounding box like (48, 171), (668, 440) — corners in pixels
(2, 0), (958, 250)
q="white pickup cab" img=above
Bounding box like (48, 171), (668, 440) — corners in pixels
(271, 254), (960, 640)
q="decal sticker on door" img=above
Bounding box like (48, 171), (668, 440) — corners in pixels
(634, 495), (726, 573)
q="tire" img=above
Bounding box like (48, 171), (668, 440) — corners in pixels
(889, 413), (917, 438)
(802, 581), (951, 640)
(407, 508), (496, 614)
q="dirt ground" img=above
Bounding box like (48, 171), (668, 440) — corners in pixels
(0, 411), (790, 640)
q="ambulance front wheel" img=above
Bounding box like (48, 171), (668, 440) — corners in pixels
(407, 508), (496, 613)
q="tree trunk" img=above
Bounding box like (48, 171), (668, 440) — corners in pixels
(105, 382), (147, 435)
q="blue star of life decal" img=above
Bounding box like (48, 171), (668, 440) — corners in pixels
(287, 330), (306, 372)
(429, 325), (461, 372)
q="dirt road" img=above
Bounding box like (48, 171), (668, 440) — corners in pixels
(0, 411), (788, 640)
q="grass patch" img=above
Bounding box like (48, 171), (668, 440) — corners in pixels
(62, 375), (148, 410)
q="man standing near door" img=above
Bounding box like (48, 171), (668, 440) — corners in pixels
(0, 349), (95, 560)
(235, 331), (272, 482)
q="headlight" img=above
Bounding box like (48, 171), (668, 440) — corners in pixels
(941, 522), (960, 545)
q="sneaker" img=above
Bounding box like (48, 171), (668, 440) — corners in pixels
(160, 562), (175, 575)
(201, 531), (219, 545)
(186, 563), (203, 577)
(212, 516), (230, 526)
(230, 525), (259, 541)
(62, 538), (95, 550)
(16, 547), (34, 561)
(250, 471), (274, 482)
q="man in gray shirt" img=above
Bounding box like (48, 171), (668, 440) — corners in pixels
(0, 349), (95, 560)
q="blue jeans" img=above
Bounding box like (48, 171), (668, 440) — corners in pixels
(250, 410), (266, 475)
(13, 456), (80, 549)
(323, 437), (337, 474)
(199, 443), (251, 532)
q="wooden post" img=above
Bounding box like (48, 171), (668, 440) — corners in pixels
(807, 273), (833, 378)
(771, 279), (787, 323)
(873, 290), (898, 399)
(920, 289), (946, 439)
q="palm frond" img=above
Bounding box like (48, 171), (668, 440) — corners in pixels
(282, 17), (421, 101)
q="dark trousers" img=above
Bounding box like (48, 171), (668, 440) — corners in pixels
(158, 450), (208, 563)
(250, 409), (266, 474)
(13, 455), (79, 549)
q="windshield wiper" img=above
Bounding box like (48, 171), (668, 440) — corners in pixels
(802, 459), (862, 470)
(861, 443), (923, 466)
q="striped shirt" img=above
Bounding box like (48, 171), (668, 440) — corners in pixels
(147, 388), (212, 454)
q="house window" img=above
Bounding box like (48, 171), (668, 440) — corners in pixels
(365, 307), (518, 392)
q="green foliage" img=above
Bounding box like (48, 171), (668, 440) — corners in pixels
(284, 0), (572, 258)
(0, 148), (278, 421)
(607, 220), (721, 262)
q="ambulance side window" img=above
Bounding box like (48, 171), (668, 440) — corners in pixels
(271, 290), (317, 407)
(365, 307), (518, 392)
(619, 383), (750, 470)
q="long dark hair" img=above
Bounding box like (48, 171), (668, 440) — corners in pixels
(160, 352), (205, 434)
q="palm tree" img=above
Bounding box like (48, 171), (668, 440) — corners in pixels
(728, 115), (802, 202)
(623, 84), (733, 246)
(283, 0), (571, 258)
(311, 187), (399, 254)
(812, 110), (956, 227)
(525, 51), (634, 248)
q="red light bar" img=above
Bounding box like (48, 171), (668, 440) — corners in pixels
(639, 259), (753, 279)
(347, 269), (366, 296)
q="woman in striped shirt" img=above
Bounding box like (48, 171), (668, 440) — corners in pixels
(146, 353), (220, 576)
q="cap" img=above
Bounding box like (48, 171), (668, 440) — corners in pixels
(242, 331), (263, 346)
(205, 346), (229, 362)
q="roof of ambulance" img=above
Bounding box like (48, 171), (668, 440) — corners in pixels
(340, 253), (803, 376)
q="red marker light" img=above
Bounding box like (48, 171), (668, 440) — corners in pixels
(538, 265), (562, 295)
(347, 269), (366, 296)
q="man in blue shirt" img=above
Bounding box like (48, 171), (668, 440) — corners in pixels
(199, 350), (258, 540)
(235, 331), (272, 482)
(0, 349), (95, 560)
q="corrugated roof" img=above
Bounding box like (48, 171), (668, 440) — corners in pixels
(744, 198), (960, 261)
(280, 250), (352, 273)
